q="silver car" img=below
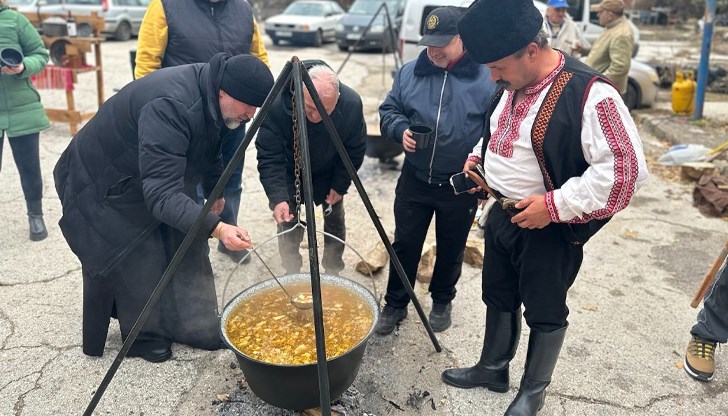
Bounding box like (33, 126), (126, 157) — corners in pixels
(265, 0), (345, 47)
(9, 0), (149, 41)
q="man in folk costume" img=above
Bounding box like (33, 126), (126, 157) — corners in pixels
(441, 0), (648, 415)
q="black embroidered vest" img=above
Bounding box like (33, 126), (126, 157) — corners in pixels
(482, 54), (617, 244)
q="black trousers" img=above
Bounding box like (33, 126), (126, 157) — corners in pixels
(384, 163), (477, 307)
(0, 132), (42, 202)
(482, 204), (584, 332)
(277, 199), (346, 274)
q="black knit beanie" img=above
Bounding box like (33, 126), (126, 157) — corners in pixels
(458, 0), (544, 64)
(219, 54), (273, 107)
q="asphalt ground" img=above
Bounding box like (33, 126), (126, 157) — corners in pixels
(2, 35), (728, 416)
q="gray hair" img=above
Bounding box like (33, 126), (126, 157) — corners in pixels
(307, 64), (340, 98)
(514, 29), (550, 58)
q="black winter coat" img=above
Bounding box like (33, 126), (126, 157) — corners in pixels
(54, 62), (225, 278)
(256, 74), (366, 209)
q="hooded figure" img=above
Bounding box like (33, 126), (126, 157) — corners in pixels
(54, 53), (273, 362)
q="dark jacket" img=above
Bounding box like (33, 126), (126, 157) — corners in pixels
(161, 0), (254, 68)
(256, 65), (366, 209)
(54, 62), (225, 277)
(379, 49), (495, 184)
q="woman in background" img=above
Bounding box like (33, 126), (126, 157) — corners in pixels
(0, 0), (51, 241)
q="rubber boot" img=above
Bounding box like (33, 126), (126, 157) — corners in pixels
(441, 308), (521, 392)
(504, 325), (568, 416)
(27, 200), (47, 241)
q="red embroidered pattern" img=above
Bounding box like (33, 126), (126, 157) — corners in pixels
(567, 97), (639, 223)
(545, 191), (560, 222)
(489, 56), (566, 158)
(533, 71), (572, 194)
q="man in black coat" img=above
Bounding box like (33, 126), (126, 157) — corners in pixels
(54, 53), (274, 363)
(256, 61), (366, 275)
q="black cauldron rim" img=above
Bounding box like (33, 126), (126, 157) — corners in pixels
(219, 273), (380, 368)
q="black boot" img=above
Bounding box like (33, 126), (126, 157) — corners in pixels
(26, 200), (47, 241)
(441, 308), (521, 392)
(504, 325), (567, 416)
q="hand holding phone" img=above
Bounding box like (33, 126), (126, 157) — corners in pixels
(450, 172), (476, 194)
(450, 171), (483, 196)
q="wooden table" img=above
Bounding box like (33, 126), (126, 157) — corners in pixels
(38, 36), (105, 135)
(22, 12), (106, 135)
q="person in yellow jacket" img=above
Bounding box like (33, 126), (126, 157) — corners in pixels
(580, 0), (633, 94)
(135, 0), (268, 78)
(134, 0), (269, 264)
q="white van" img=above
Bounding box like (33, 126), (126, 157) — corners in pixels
(398, 0), (640, 64)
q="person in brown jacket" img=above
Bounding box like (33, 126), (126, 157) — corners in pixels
(581, 0), (633, 93)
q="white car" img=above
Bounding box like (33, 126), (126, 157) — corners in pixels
(265, 0), (345, 47)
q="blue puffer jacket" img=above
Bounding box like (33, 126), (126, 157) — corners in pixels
(379, 49), (495, 184)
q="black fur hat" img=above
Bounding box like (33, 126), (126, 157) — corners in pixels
(457, 0), (544, 64)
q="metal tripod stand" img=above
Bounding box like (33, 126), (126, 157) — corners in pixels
(84, 57), (441, 416)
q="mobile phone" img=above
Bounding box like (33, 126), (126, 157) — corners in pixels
(450, 172), (480, 195)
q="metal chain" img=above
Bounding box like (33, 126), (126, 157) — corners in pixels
(291, 82), (303, 219)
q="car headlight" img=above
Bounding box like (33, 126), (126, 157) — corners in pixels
(647, 70), (660, 85)
(336, 23), (344, 31)
(369, 24), (385, 33)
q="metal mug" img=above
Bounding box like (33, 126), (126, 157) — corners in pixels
(409, 124), (434, 150)
(0, 48), (24, 68)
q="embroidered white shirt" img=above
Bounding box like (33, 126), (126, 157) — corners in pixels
(469, 60), (648, 223)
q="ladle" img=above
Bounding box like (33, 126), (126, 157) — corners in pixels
(249, 247), (313, 310)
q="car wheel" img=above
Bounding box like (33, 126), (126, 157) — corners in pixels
(312, 30), (322, 47)
(271, 37), (280, 46)
(77, 23), (93, 38)
(337, 44), (349, 52)
(113, 21), (132, 41)
(622, 80), (640, 111)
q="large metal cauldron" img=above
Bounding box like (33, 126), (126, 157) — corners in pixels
(220, 273), (380, 410)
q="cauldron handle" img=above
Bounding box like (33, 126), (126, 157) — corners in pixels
(219, 222), (380, 312)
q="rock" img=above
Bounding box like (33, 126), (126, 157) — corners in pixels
(463, 239), (484, 268)
(416, 243), (436, 283)
(355, 237), (392, 275)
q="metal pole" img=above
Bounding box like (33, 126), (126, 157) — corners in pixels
(300, 70), (442, 353)
(337, 2), (387, 75)
(83, 61), (293, 416)
(382, 3), (401, 71)
(292, 61), (332, 416)
(693, 0), (716, 120)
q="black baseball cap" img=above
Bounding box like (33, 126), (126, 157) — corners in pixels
(418, 6), (466, 47)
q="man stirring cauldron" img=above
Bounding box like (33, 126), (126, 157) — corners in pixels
(54, 53), (273, 363)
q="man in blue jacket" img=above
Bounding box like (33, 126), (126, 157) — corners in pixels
(377, 6), (496, 334)
(54, 53), (273, 363)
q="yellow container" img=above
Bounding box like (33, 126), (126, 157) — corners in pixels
(672, 70), (696, 114)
